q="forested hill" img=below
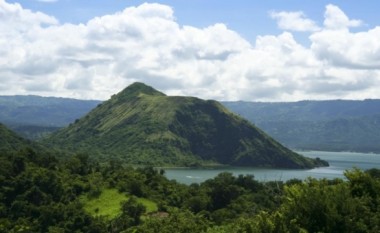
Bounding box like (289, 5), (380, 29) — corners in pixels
(0, 123), (32, 153)
(44, 82), (325, 168)
(223, 100), (380, 153)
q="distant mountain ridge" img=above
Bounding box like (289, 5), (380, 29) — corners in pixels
(223, 100), (380, 122)
(0, 95), (101, 126)
(0, 95), (100, 139)
(223, 100), (380, 153)
(43, 82), (324, 168)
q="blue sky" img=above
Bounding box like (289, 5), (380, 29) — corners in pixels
(1, 0), (380, 101)
(7, 0), (378, 43)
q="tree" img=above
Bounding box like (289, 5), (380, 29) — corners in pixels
(121, 197), (146, 225)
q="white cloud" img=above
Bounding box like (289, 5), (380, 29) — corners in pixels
(270, 11), (320, 32)
(0, 1), (379, 101)
(0, 0), (58, 30)
(310, 27), (380, 69)
(324, 4), (362, 30)
(311, 5), (380, 69)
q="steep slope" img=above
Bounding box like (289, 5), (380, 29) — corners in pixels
(45, 83), (327, 168)
(0, 123), (33, 153)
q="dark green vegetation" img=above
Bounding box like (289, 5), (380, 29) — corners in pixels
(0, 123), (53, 156)
(223, 100), (380, 153)
(1, 137), (379, 232)
(0, 123), (33, 153)
(44, 82), (324, 168)
(0, 95), (100, 139)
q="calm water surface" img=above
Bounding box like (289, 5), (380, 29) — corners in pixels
(164, 151), (380, 185)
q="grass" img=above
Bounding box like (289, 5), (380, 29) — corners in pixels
(80, 189), (158, 219)
(138, 197), (158, 213)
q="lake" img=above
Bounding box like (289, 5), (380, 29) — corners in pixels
(164, 151), (380, 185)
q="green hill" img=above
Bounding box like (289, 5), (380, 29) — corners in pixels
(45, 83), (326, 168)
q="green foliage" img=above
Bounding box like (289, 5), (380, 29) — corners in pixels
(45, 82), (324, 168)
(0, 123), (33, 153)
(1, 145), (380, 232)
(0, 150), (106, 232)
(255, 169), (380, 233)
(131, 209), (210, 233)
(1, 94), (380, 232)
(79, 189), (158, 220)
(80, 189), (128, 219)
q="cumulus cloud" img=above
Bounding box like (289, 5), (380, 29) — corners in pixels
(310, 27), (380, 69)
(270, 11), (320, 32)
(0, 0), (58, 29)
(323, 4), (362, 30)
(0, 1), (379, 101)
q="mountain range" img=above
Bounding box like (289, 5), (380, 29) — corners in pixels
(0, 95), (100, 139)
(223, 100), (380, 153)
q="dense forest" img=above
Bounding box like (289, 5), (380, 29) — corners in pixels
(1, 146), (379, 232)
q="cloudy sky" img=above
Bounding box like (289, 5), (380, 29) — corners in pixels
(1, 0), (379, 101)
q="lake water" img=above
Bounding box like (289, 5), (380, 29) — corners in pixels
(164, 151), (380, 185)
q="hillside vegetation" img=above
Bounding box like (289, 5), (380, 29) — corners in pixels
(0, 123), (34, 153)
(45, 82), (325, 168)
(0, 142), (378, 232)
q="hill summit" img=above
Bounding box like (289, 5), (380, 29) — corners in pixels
(45, 82), (327, 168)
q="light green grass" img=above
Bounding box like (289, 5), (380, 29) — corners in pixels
(80, 189), (158, 219)
(138, 198), (158, 213)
